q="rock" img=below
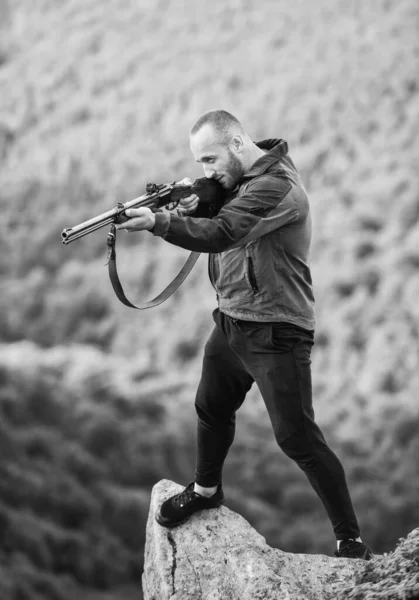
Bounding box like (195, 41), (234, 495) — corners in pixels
(336, 528), (419, 600)
(142, 480), (364, 600)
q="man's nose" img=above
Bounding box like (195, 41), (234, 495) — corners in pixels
(203, 164), (215, 179)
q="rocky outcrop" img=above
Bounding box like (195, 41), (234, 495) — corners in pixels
(339, 528), (419, 600)
(142, 480), (366, 600)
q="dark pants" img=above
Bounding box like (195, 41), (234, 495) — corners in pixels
(194, 309), (360, 540)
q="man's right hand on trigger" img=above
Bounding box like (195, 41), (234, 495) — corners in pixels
(167, 178), (200, 216)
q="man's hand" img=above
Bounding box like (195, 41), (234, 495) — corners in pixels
(115, 207), (155, 232)
(167, 177), (200, 216)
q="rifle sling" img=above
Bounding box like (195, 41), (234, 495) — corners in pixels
(106, 224), (200, 309)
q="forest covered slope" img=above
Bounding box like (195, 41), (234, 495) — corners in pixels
(0, 0), (418, 598)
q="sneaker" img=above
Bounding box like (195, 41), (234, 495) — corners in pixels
(155, 481), (224, 528)
(335, 539), (373, 560)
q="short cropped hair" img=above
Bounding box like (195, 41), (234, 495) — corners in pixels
(190, 109), (245, 145)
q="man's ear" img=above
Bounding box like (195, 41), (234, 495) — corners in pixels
(231, 134), (244, 153)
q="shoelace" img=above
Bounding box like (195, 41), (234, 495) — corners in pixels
(173, 485), (199, 508)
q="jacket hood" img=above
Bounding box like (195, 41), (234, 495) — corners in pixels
(243, 139), (289, 179)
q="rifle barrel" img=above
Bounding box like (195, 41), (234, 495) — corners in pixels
(61, 185), (173, 244)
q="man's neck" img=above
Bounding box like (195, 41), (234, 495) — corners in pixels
(243, 143), (266, 173)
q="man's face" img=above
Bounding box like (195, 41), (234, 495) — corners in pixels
(190, 125), (245, 190)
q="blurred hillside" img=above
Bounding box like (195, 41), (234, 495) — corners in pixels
(0, 0), (418, 598)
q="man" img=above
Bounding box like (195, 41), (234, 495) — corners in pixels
(117, 110), (372, 559)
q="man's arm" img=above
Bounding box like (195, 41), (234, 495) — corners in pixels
(152, 175), (298, 253)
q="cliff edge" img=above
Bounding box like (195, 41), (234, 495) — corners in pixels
(142, 480), (381, 600)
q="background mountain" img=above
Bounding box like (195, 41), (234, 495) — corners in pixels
(0, 0), (418, 598)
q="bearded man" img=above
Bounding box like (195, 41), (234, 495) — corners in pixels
(117, 109), (372, 560)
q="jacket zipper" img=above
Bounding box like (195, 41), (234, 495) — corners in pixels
(209, 255), (220, 300)
(208, 255), (214, 286)
(247, 256), (259, 293)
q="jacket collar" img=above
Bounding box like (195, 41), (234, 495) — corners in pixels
(241, 138), (288, 180)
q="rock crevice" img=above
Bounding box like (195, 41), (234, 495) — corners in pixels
(167, 531), (177, 597)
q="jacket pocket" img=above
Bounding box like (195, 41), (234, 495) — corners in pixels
(246, 256), (259, 293)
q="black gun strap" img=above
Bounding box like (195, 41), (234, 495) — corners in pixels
(106, 225), (200, 309)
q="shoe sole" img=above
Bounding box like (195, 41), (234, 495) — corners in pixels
(155, 512), (190, 528)
(335, 548), (374, 560)
(155, 499), (224, 528)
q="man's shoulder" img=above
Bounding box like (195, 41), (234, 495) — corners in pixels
(241, 171), (293, 196)
(234, 167), (309, 216)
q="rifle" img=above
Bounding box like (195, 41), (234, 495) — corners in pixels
(61, 177), (225, 309)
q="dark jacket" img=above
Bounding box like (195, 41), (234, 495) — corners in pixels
(152, 139), (316, 330)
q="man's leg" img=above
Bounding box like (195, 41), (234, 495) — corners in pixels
(278, 425), (360, 540)
(233, 320), (360, 542)
(156, 317), (253, 527)
(194, 322), (254, 488)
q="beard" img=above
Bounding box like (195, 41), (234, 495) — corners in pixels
(221, 149), (245, 189)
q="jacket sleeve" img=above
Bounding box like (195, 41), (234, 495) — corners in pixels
(152, 175), (299, 253)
